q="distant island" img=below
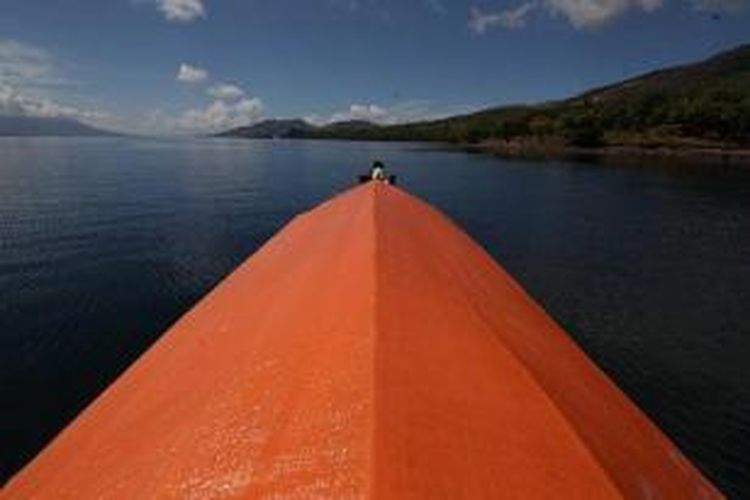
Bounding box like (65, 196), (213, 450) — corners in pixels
(218, 43), (750, 163)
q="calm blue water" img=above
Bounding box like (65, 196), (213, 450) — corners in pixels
(1, 137), (749, 495)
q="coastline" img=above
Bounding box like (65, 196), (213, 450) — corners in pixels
(213, 134), (750, 168)
(461, 138), (750, 167)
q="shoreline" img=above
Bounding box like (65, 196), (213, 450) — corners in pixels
(461, 139), (750, 167)
(212, 134), (750, 168)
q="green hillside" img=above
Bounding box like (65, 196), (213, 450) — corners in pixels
(324, 44), (750, 148)
(220, 43), (750, 150)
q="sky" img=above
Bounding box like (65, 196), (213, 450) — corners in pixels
(0, 0), (748, 135)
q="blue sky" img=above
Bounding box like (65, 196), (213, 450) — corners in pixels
(0, 0), (748, 134)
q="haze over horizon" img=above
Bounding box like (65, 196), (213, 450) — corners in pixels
(1, 0), (749, 135)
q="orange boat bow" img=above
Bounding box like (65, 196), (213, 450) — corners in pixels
(2, 183), (721, 499)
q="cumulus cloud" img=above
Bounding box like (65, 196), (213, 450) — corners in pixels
(329, 103), (389, 123)
(177, 97), (264, 131)
(0, 39), (104, 123)
(469, 4), (536, 33)
(156, 0), (206, 22)
(309, 101), (475, 126)
(545, 0), (662, 28)
(0, 82), (102, 120)
(470, 0), (665, 31)
(0, 39), (65, 87)
(169, 68), (262, 133)
(207, 83), (245, 100)
(176, 63), (208, 83)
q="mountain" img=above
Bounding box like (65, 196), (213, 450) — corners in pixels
(344, 43), (750, 148)
(215, 119), (316, 139)
(579, 43), (750, 103)
(217, 43), (750, 150)
(218, 118), (382, 140)
(0, 115), (117, 137)
(512, 42), (749, 147)
(319, 120), (380, 134)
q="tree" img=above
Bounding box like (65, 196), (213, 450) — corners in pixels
(561, 106), (605, 148)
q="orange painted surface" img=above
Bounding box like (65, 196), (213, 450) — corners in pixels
(3, 183), (722, 499)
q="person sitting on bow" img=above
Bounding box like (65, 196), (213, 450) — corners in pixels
(370, 161), (387, 182)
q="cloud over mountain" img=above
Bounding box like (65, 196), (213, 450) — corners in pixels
(308, 101), (473, 126)
(208, 84), (245, 100)
(178, 97), (264, 131)
(176, 63), (208, 83)
(0, 82), (102, 121)
(156, 0), (206, 22)
(0, 39), (64, 87)
(331, 103), (389, 123)
(0, 39), (102, 123)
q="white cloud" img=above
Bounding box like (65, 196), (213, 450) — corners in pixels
(0, 39), (66, 87)
(544, 0), (663, 28)
(176, 63), (208, 83)
(329, 103), (389, 123)
(0, 82), (102, 121)
(166, 70), (262, 133)
(502, 2), (538, 27)
(177, 97), (264, 132)
(470, 0), (664, 31)
(469, 4), (536, 33)
(207, 83), (244, 100)
(692, 0), (749, 11)
(309, 101), (475, 126)
(156, 0), (206, 22)
(0, 40), (104, 124)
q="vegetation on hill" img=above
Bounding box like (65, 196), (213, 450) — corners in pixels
(215, 119), (315, 139)
(219, 44), (750, 152)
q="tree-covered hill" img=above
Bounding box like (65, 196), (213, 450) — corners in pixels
(219, 43), (750, 149)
